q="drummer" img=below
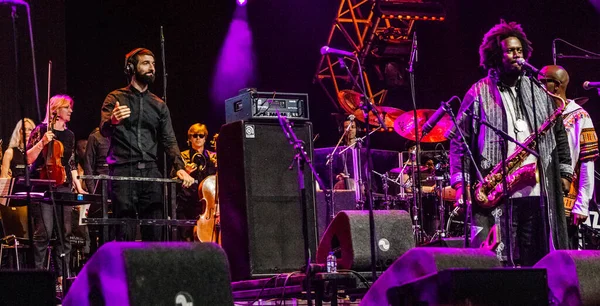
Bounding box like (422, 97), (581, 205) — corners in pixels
(398, 143), (436, 195)
(173, 123), (217, 241)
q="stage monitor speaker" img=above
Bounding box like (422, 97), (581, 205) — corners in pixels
(217, 120), (318, 281)
(534, 250), (600, 306)
(315, 210), (414, 271)
(0, 271), (55, 305)
(387, 268), (548, 305)
(63, 242), (233, 306)
(315, 190), (357, 241)
(361, 247), (502, 306)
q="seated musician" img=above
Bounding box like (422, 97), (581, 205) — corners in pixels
(1, 118), (36, 180)
(334, 117), (358, 190)
(173, 123), (217, 241)
(26, 94), (86, 289)
(400, 144), (436, 195)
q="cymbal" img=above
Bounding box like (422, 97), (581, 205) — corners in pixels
(393, 109), (452, 143)
(354, 106), (405, 128)
(337, 89), (362, 115)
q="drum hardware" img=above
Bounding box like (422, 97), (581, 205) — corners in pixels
(372, 170), (404, 210)
(339, 127), (380, 210)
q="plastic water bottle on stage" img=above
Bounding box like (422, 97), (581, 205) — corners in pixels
(326, 252), (337, 273)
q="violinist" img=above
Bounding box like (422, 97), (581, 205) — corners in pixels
(26, 94), (86, 286)
(174, 123), (217, 241)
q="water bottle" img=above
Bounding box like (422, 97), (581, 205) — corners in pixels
(326, 251), (337, 273)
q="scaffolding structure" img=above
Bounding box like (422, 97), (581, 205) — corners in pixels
(314, 0), (446, 117)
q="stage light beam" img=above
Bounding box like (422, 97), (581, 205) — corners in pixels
(211, 4), (255, 105)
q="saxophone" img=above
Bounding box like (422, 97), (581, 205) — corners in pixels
(473, 85), (566, 209)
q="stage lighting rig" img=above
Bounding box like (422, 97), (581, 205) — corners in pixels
(314, 0), (446, 112)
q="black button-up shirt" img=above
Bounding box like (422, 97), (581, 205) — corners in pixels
(100, 85), (185, 171)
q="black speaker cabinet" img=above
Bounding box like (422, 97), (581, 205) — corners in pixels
(217, 120), (318, 281)
(534, 250), (600, 306)
(63, 242), (233, 305)
(387, 268), (548, 306)
(316, 210), (415, 271)
(361, 247), (502, 306)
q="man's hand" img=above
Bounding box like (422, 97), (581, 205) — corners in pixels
(177, 169), (195, 188)
(561, 178), (570, 193)
(572, 212), (588, 225)
(111, 101), (131, 125)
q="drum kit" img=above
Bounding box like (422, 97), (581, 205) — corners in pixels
(339, 93), (462, 244)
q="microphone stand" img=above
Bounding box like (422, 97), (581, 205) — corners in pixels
(446, 106), (484, 248)
(407, 32), (425, 245)
(160, 26), (170, 241)
(339, 55), (386, 281)
(9, 1), (36, 268)
(523, 73), (551, 255)
(326, 117), (355, 224)
(276, 112), (328, 306)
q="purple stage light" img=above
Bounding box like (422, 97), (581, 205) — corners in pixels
(211, 5), (255, 105)
(237, 0), (247, 6)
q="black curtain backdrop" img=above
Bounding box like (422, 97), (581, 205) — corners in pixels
(2, 0), (600, 159)
(0, 0), (66, 148)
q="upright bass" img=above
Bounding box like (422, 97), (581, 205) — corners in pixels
(196, 134), (220, 243)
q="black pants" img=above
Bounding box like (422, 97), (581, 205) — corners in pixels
(506, 197), (546, 266)
(472, 196), (547, 267)
(567, 220), (580, 250)
(109, 163), (164, 241)
(30, 199), (72, 277)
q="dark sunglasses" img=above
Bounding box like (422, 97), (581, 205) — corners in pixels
(539, 78), (561, 86)
(191, 134), (206, 139)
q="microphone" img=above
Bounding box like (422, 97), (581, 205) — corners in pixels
(408, 32), (418, 72)
(348, 114), (355, 121)
(338, 57), (346, 69)
(515, 58), (540, 75)
(444, 97), (478, 140)
(320, 46), (355, 58)
(583, 81), (600, 90)
(422, 100), (450, 137)
(552, 40), (557, 65)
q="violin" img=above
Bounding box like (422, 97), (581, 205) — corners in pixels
(39, 60), (66, 186)
(40, 115), (66, 185)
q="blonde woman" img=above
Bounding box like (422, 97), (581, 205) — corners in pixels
(1, 118), (36, 178)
